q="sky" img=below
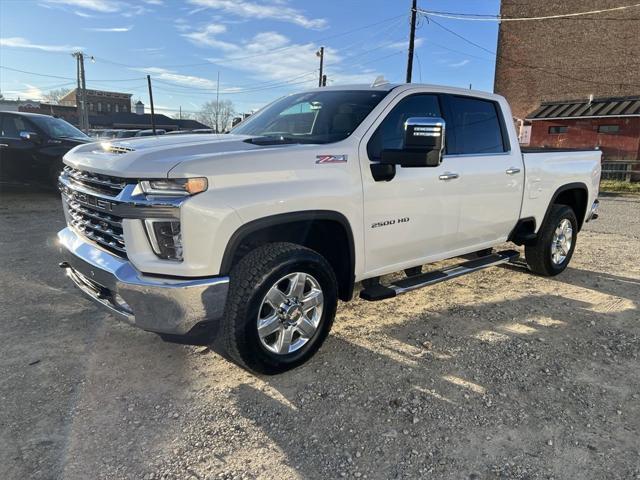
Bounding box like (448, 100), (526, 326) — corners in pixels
(0, 0), (501, 117)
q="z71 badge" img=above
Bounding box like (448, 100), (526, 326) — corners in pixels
(316, 154), (348, 164)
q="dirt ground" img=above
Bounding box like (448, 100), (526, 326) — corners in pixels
(1, 190), (639, 480)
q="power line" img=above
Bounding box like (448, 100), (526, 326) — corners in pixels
(416, 3), (640, 22)
(89, 13), (407, 70)
(425, 17), (640, 88)
(0, 65), (145, 82)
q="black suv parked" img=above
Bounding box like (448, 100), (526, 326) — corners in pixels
(0, 112), (92, 187)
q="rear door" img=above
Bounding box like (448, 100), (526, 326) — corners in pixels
(439, 94), (523, 248)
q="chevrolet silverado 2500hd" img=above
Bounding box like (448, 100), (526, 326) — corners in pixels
(57, 83), (601, 373)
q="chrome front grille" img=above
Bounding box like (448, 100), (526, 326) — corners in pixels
(63, 166), (128, 196)
(64, 195), (127, 257)
(60, 167), (130, 258)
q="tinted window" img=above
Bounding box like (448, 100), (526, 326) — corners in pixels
(0, 115), (31, 138)
(598, 124), (620, 134)
(367, 94), (441, 160)
(444, 96), (506, 154)
(549, 126), (568, 134)
(232, 90), (388, 144)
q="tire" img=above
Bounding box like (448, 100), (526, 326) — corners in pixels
(219, 242), (338, 374)
(525, 204), (578, 276)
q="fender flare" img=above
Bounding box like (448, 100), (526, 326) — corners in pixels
(540, 182), (589, 231)
(220, 210), (356, 286)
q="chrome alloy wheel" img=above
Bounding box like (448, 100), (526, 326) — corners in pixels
(257, 272), (324, 355)
(551, 218), (573, 265)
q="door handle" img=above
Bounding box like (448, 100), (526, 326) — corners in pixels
(506, 167), (521, 175)
(438, 172), (459, 181)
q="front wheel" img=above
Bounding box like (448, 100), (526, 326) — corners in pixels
(525, 204), (578, 276)
(219, 242), (338, 374)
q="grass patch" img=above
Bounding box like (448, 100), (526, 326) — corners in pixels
(600, 180), (640, 194)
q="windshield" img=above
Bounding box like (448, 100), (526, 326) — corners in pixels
(31, 116), (89, 140)
(231, 90), (389, 144)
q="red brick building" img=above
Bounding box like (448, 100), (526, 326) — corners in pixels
(494, 1), (640, 120)
(526, 96), (640, 160)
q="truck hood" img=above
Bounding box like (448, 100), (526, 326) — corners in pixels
(63, 133), (266, 178)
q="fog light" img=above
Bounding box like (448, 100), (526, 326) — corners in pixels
(144, 219), (183, 261)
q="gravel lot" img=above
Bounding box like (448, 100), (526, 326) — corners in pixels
(1, 190), (639, 480)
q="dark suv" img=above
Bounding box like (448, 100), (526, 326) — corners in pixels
(0, 112), (92, 187)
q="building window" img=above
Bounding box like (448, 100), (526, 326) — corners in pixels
(115, 104), (119, 113)
(548, 126), (568, 134)
(598, 124), (620, 134)
(107, 103), (111, 112)
(97, 102), (102, 112)
(89, 103), (94, 111)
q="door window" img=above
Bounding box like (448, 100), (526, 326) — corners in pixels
(0, 115), (29, 138)
(367, 94), (441, 161)
(443, 95), (507, 155)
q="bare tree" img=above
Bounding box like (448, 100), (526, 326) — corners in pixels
(42, 88), (71, 104)
(196, 100), (235, 133)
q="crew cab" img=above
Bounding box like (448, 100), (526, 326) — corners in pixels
(57, 83), (601, 373)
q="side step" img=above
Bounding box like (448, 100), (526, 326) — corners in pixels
(359, 249), (520, 301)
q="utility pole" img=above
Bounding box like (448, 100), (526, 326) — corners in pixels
(215, 71), (220, 133)
(79, 54), (89, 130)
(316, 47), (324, 87)
(72, 51), (89, 131)
(147, 75), (156, 135)
(406, 0), (417, 83)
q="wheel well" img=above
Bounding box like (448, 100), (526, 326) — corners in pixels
(222, 214), (355, 301)
(553, 187), (588, 230)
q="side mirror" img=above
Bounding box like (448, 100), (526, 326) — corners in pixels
(19, 131), (42, 144)
(380, 117), (445, 167)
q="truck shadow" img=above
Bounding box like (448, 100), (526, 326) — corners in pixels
(212, 280), (639, 479)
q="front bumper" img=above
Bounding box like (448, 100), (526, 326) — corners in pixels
(58, 227), (229, 335)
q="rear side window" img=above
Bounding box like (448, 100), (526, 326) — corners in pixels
(443, 95), (507, 155)
(367, 94), (441, 161)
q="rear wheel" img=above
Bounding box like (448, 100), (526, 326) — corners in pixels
(525, 204), (577, 276)
(219, 242), (337, 374)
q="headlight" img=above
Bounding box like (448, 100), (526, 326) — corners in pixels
(139, 177), (208, 196)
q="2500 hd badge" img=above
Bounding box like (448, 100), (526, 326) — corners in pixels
(371, 217), (410, 229)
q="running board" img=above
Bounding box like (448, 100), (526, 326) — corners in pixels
(359, 249), (520, 301)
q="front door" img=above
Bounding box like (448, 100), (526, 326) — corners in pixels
(359, 92), (461, 277)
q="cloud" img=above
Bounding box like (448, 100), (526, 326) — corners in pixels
(448, 59), (470, 68)
(74, 10), (93, 17)
(85, 26), (132, 32)
(385, 38), (424, 51)
(133, 67), (218, 89)
(187, 0), (327, 29)
(199, 31), (382, 88)
(181, 24), (238, 51)
(41, 0), (120, 12)
(3, 84), (44, 100)
(0, 37), (82, 52)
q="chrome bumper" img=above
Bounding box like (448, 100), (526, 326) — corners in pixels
(58, 227), (229, 335)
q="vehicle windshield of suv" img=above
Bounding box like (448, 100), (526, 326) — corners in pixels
(231, 90), (389, 144)
(30, 116), (89, 141)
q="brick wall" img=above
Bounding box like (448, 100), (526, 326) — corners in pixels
(529, 117), (640, 160)
(495, 0), (640, 119)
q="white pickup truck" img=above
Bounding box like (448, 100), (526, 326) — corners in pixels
(58, 83), (601, 373)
